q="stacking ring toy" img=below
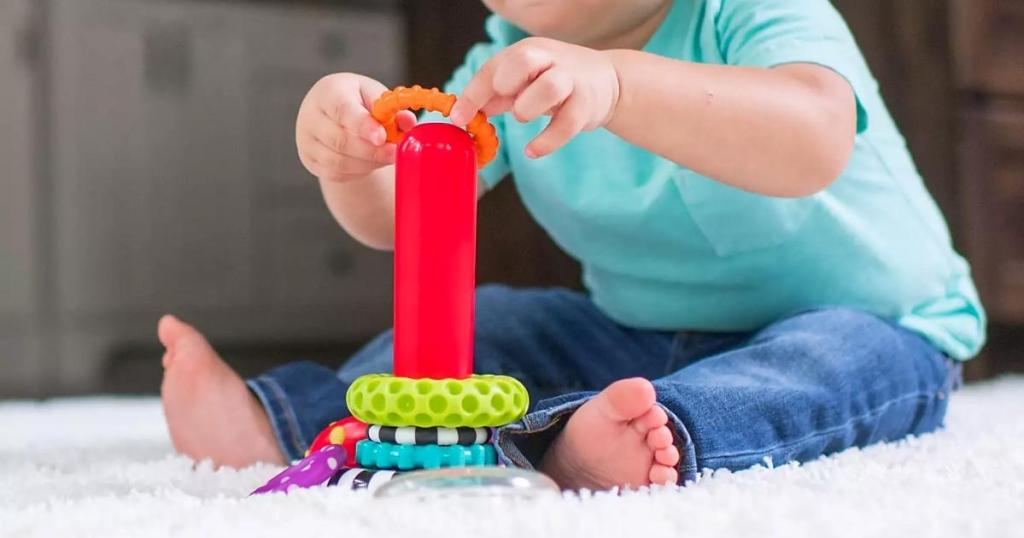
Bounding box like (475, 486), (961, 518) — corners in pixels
(356, 440), (497, 470)
(305, 416), (367, 466)
(368, 424), (492, 446)
(346, 374), (529, 428)
(326, 466), (401, 492)
(251, 445), (347, 495)
(371, 85), (499, 168)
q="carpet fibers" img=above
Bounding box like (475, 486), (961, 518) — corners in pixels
(2, 376), (1023, 537)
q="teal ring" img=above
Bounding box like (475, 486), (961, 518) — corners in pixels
(355, 440), (497, 470)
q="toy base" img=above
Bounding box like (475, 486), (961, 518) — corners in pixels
(356, 439), (496, 470)
(372, 467), (559, 499)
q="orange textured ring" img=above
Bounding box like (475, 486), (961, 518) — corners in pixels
(371, 85), (498, 168)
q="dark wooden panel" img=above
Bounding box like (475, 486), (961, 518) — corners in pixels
(833, 0), (960, 232)
(476, 180), (581, 288)
(961, 101), (1024, 323)
(951, 0), (1024, 95)
(406, 0), (581, 289)
(889, 0), (960, 229)
(405, 0), (489, 87)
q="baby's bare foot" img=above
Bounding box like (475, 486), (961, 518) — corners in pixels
(159, 315), (285, 468)
(539, 378), (679, 489)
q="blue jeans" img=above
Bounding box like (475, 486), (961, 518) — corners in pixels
(248, 285), (961, 483)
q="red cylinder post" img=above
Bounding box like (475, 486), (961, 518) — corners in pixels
(393, 123), (478, 380)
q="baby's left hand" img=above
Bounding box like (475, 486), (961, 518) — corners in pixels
(449, 37), (619, 159)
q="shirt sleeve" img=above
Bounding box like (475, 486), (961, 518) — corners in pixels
(418, 16), (512, 189)
(715, 0), (870, 133)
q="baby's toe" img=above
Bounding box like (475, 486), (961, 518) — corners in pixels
(654, 445), (679, 466)
(649, 464), (678, 486)
(645, 426), (673, 450)
(630, 406), (668, 436)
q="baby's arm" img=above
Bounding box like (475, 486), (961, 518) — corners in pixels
(296, 74), (410, 250)
(317, 166), (396, 251)
(449, 19), (859, 198)
(299, 75), (491, 250)
(317, 168), (487, 250)
(605, 52), (856, 197)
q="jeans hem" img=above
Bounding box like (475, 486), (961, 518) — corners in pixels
(494, 392), (700, 486)
(494, 395), (592, 471)
(247, 376), (307, 462)
(657, 402), (700, 485)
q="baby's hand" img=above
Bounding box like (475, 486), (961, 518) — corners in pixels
(296, 73), (417, 182)
(449, 37), (619, 158)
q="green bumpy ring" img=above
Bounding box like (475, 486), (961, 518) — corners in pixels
(346, 374), (529, 428)
(355, 440), (497, 470)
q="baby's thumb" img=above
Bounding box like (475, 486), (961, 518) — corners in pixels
(357, 76), (390, 111)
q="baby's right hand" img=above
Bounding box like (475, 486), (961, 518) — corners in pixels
(296, 73), (416, 182)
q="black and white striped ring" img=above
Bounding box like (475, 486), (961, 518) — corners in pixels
(367, 424), (492, 446)
(326, 467), (400, 492)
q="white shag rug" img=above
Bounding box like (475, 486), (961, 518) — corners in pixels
(2, 377), (1023, 538)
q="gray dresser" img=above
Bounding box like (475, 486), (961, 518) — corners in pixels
(0, 0), (405, 396)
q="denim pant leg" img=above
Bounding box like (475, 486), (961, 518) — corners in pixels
(493, 330), (748, 469)
(247, 333), (395, 461)
(250, 284), (675, 461)
(469, 285), (675, 404)
(496, 307), (960, 484)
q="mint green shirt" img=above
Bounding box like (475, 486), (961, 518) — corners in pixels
(426, 0), (985, 358)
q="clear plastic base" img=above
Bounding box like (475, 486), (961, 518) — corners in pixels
(372, 467), (560, 499)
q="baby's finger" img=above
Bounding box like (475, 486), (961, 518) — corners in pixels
(512, 68), (572, 123)
(353, 111), (388, 146)
(321, 96), (386, 146)
(493, 46), (553, 96)
(308, 116), (394, 164)
(306, 145), (384, 182)
(450, 61), (499, 127)
(395, 110), (418, 133)
(297, 149), (320, 178)
(299, 149), (341, 181)
(356, 76), (390, 110)
(481, 96), (516, 117)
(525, 95), (587, 158)
(303, 112), (348, 154)
(354, 78), (394, 145)
(318, 144), (388, 175)
(299, 129), (391, 173)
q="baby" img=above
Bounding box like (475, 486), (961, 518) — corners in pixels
(159, 0), (982, 488)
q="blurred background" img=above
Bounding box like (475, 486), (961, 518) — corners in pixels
(0, 0), (1020, 398)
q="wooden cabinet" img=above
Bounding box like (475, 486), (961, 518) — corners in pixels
(951, 0), (1024, 95)
(961, 104), (1024, 322)
(951, 1), (1024, 335)
(0, 0), (44, 394)
(41, 0), (405, 392)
